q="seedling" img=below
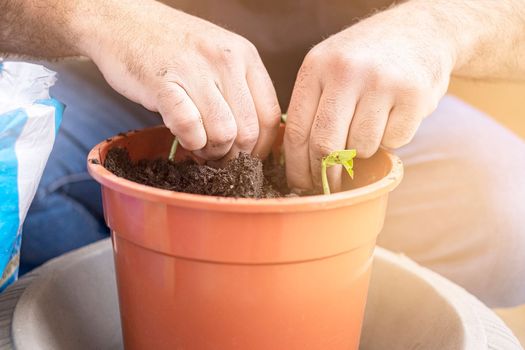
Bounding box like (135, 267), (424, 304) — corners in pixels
(167, 117), (356, 196)
(168, 137), (179, 161)
(321, 150), (356, 195)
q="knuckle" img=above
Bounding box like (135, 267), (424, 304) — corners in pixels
(172, 115), (200, 133)
(234, 88), (254, 110)
(142, 98), (158, 112)
(304, 46), (324, 66)
(197, 146), (228, 161)
(260, 103), (282, 130)
(348, 118), (383, 157)
(329, 51), (353, 73)
(216, 36), (258, 66)
(328, 50), (380, 86)
(382, 138), (401, 149)
(375, 68), (423, 93)
(306, 47), (349, 79)
(285, 121), (309, 146)
(389, 123), (409, 140)
(211, 45), (242, 68)
(203, 100), (223, 123)
(236, 127), (259, 147)
(302, 46), (331, 73)
(357, 116), (382, 137)
(165, 122), (178, 137)
(351, 117), (382, 144)
(327, 52), (367, 85)
(383, 126), (411, 149)
(217, 48), (237, 67)
(395, 80), (423, 96)
(240, 38), (259, 57)
(157, 85), (183, 104)
(310, 134), (335, 158)
(209, 123), (237, 145)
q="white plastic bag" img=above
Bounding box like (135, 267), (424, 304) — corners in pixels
(0, 61), (63, 290)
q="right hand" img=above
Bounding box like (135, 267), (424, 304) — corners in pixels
(283, 5), (453, 192)
(79, 0), (281, 161)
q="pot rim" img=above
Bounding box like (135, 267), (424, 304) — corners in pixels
(87, 126), (403, 213)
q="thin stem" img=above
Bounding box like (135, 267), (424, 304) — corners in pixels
(321, 160), (330, 195)
(168, 137), (179, 161)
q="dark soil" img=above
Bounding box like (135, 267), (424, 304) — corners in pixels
(104, 148), (293, 198)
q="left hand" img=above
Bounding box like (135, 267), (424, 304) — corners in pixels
(284, 5), (455, 192)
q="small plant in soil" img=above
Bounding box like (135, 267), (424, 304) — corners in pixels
(321, 150), (356, 195)
(105, 133), (356, 198)
(168, 137), (179, 162)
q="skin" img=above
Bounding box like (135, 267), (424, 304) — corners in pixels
(1, 0), (524, 191)
(0, 0), (281, 162)
(285, 0), (525, 191)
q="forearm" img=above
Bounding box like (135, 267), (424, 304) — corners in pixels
(0, 0), (149, 59)
(396, 0), (525, 80)
(1, 0), (81, 57)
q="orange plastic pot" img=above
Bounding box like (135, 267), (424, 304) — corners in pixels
(87, 125), (403, 350)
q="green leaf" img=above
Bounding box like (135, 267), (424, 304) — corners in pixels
(321, 149), (357, 195)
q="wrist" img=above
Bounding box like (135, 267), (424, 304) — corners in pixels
(67, 0), (127, 59)
(72, 0), (181, 64)
(384, 1), (459, 76)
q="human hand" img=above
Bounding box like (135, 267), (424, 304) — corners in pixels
(283, 5), (455, 192)
(81, 0), (281, 161)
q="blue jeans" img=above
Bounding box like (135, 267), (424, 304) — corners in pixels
(20, 60), (160, 273)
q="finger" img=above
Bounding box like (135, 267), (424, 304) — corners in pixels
(347, 92), (392, 158)
(247, 59), (281, 159)
(190, 81), (238, 161)
(309, 84), (358, 193)
(284, 63), (322, 191)
(220, 73), (259, 161)
(381, 100), (422, 150)
(157, 83), (207, 151)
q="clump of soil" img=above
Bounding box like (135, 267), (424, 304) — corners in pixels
(104, 148), (292, 198)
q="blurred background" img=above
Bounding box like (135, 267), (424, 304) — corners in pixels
(449, 77), (525, 346)
(449, 77), (525, 137)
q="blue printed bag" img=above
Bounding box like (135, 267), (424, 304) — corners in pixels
(0, 61), (63, 290)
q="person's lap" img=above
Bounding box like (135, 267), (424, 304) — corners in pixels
(381, 96), (525, 307)
(23, 59), (525, 307)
